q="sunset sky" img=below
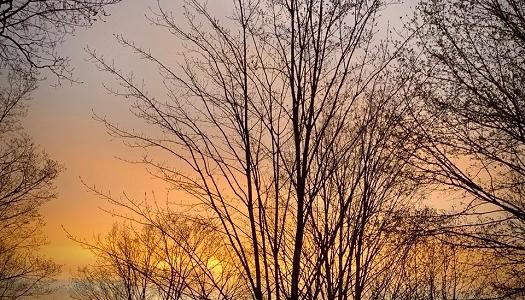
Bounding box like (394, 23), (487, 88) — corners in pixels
(22, 0), (415, 296)
(26, 0), (175, 276)
(26, 0), (242, 277)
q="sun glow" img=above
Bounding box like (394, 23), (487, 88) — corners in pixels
(156, 260), (171, 271)
(207, 256), (223, 276)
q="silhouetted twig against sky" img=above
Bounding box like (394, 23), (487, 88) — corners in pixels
(2, 0), (525, 299)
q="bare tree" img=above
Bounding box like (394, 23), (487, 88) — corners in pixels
(85, 0), (427, 299)
(0, 0), (123, 81)
(71, 214), (247, 300)
(297, 80), (425, 300)
(0, 0), (125, 297)
(405, 0), (525, 297)
(391, 233), (491, 299)
(0, 72), (60, 298)
(71, 223), (158, 300)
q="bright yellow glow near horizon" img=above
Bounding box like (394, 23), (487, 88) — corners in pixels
(207, 256), (223, 276)
(21, 2), (415, 299)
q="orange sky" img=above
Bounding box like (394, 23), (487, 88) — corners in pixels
(25, 0), (177, 277)
(22, 0), (417, 297)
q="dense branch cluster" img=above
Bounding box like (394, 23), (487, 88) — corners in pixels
(0, 0), (121, 80)
(11, 0), (522, 299)
(0, 0), (122, 298)
(0, 72), (60, 298)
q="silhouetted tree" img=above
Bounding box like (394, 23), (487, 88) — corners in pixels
(71, 224), (157, 300)
(87, 0), (425, 299)
(0, 0), (124, 297)
(392, 233), (490, 299)
(406, 0), (525, 297)
(299, 84), (423, 300)
(71, 215), (247, 300)
(0, 0), (122, 81)
(0, 72), (60, 298)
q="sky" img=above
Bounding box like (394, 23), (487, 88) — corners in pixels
(26, 0), (173, 281)
(22, 0), (417, 298)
